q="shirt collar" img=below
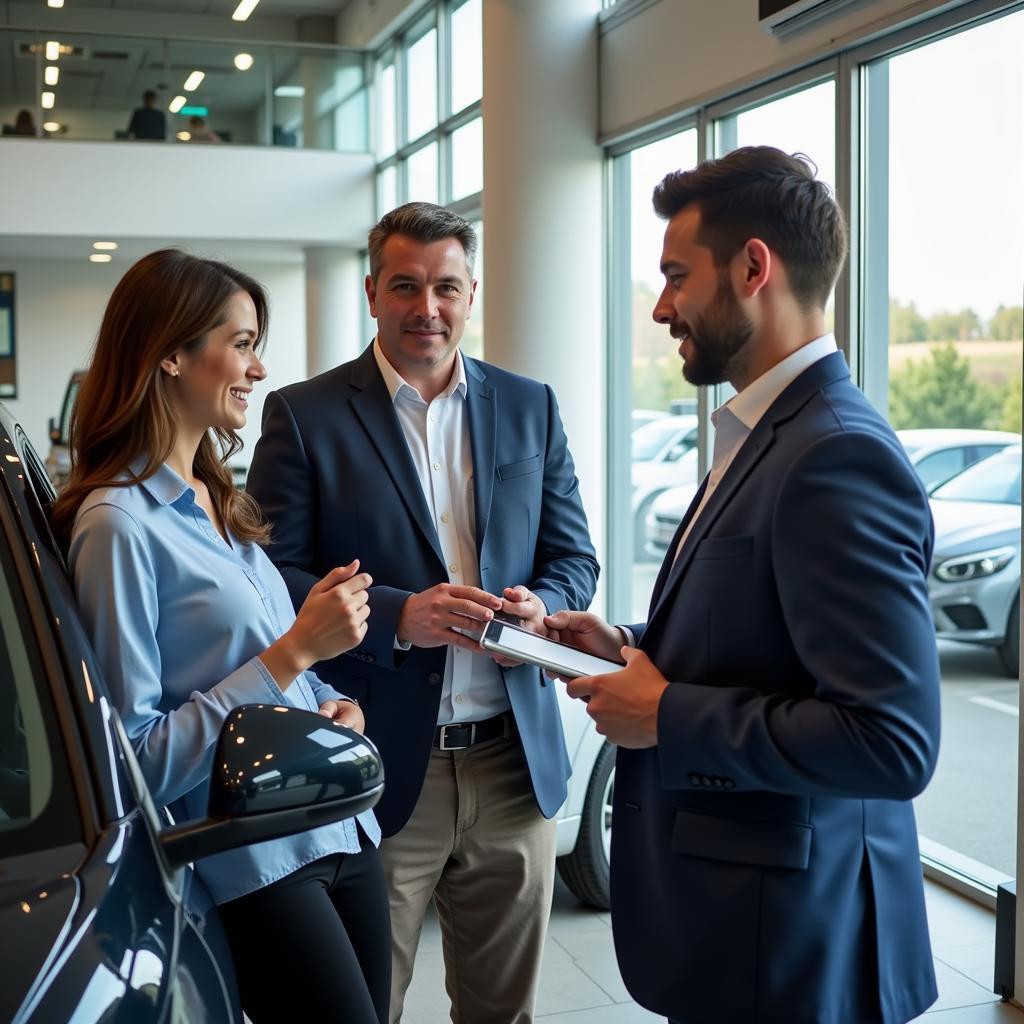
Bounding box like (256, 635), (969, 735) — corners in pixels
(372, 337), (467, 404)
(722, 334), (838, 433)
(130, 456), (195, 507)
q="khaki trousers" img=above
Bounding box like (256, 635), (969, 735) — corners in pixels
(381, 732), (557, 1024)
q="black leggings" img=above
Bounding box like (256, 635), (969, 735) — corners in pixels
(217, 844), (391, 1024)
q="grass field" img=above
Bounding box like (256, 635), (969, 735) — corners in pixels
(890, 339), (1023, 387)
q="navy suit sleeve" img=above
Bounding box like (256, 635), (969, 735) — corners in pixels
(527, 385), (600, 615)
(656, 430), (940, 801)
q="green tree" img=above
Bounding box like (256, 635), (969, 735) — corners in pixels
(1000, 375), (1022, 433)
(889, 298), (927, 343)
(926, 308), (981, 341)
(888, 342), (1000, 429)
(989, 305), (1024, 341)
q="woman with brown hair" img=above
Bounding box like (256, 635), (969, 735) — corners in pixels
(53, 249), (390, 1023)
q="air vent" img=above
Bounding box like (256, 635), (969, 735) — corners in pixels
(91, 51), (131, 61)
(759, 0), (864, 37)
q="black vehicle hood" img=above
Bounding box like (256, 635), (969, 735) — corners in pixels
(0, 843), (85, 1023)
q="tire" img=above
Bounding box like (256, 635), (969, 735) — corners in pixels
(999, 594), (1020, 678)
(557, 741), (615, 910)
(633, 494), (660, 563)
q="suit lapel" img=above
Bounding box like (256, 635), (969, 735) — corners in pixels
(347, 345), (446, 569)
(646, 475), (709, 616)
(464, 358), (496, 552)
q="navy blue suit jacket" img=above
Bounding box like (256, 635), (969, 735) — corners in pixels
(246, 343), (599, 836)
(613, 352), (940, 1024)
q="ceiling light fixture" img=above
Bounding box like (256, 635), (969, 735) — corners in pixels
(232, 0), (261, 21)
(168, 95), (186, 113)
(273, 85), (305, 98)
(47, 0), (64, 7)
(44, 66), (59, 86)
(43, 121), (61, 132)
(93, 242), (118, 251)
(176, 131), (192, 141)
(183, 70), (205, 92)
(89, 254), (112, 264)
(41, 92), (55, 109)
(45, 40), (60, 62)
(234, 53), (254, 71)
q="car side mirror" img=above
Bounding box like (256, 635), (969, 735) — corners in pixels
(158, 704), (384, 869)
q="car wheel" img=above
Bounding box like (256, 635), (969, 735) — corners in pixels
(999, 594), (1020, 678)
(556, 741), (615, 910)
(633, 494), (660, 563)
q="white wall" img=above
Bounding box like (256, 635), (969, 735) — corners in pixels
(600, 0), (975, 137)
(1, 255), (307, 465)
(0, 138), (375, 245)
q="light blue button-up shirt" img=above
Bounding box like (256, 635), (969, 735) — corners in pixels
(69, 460), (380, 905)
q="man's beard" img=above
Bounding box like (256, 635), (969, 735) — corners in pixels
(676, 274), (754, 387)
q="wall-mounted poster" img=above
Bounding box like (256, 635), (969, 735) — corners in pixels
(0, 273), (14, 398)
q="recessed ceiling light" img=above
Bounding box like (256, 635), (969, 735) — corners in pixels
(89, 254), (112, 264)
(234, 53), (254, 71)
(44, 66), (59, 86)
(274, 85), (305, 98)
(93, 242), (118, 251)
(176, 131), (192, 141)
(43, 121), (61, 133)
(183, 70), (205, 92)
(168, 95), (186, 113)
(45, 40), (60, 62)
(232, 0), (261, 21)
(47, 0), (64, 8)
(41, 92), (55, 109)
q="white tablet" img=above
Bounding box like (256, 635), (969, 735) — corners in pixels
(479, 620), (624, 679)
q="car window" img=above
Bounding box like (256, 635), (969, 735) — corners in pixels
(914, 448), (967, 491)
(932, 449), (1022, 505)
(631, 420), (684, 462)
(58, 376), (81, 446)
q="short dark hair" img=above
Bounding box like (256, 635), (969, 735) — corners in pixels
(143, 89), (157, 104)
(367, 202), (477, 283)
(652, 146), (847, 310)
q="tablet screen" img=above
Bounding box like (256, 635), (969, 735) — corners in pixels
(480, 621), (623, 678)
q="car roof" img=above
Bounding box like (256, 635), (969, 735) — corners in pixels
(897, 428), (1020, 449)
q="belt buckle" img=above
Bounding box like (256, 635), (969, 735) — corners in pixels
(439, 723), (476, 751)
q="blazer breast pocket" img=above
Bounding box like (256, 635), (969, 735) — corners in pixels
(692, 535), (754, 561)
(496, 453), (542, 481)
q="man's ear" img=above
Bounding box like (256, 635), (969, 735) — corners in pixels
(467, 278), (478, 317)
(738, 238), (772, 297)
(364, 273), (378, 318)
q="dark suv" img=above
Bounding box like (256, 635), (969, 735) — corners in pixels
(0, 405), (383, 1023)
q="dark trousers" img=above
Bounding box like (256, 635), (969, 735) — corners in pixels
(218, 844), (391, 1024)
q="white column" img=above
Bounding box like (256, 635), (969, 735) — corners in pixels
(481, 0), (605, 609)
(304, 247), (365, 376)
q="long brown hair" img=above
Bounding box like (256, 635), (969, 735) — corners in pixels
(52, 248), (271, 545)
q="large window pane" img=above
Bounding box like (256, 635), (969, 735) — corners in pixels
(406, 24), (438, 143)
(406, 141), (439, 204)
(462, 220), (484, 360)
(450, 0), (482, 115)
(378, 58), (396, 158)
(377, 164), (397, 215)
(451, 116), (483, 200)
(864, 10), (1024, 883)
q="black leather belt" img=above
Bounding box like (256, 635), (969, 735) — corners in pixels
(434, 712), (514, 751)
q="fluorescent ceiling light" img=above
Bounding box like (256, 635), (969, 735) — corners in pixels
(47, 0), (64, 7)
(274, 85), (305, 98)
(176, 131), (192, 141)
(41, 92), (55, 109)
(232, 0), (261, 21)
(168, 95), (186, 113)
(43, 121), (61, 132)
(234, 53), (254, 71)
(44, 66), (59, 86)
(93, 242), (118, 251)
(89, 254), (112, 264)
(45, 40), (60, 62)
(183, 70), (205, 92)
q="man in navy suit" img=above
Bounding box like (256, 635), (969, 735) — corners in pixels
(246, 202), (598, 1023)
(547, 147), (940, 1023)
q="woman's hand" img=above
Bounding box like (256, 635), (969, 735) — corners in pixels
(318, 698), (365, 734)
(263, 561), (372, 687)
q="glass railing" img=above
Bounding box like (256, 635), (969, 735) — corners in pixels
(0, 28), (369, 152)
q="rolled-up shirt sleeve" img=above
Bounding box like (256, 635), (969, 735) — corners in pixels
(71, 503), (289, 807)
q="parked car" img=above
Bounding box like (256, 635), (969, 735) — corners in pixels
(631, 408), (667, 433)
(0, 402), (388, 1023)
(643, 428), (1022, 560)
(928, 444), (1021, 676)
(5, 402), (616, 930)
(631, 414), (699, 560)
(895, 428), (1019, 492)
(43, 369), (84, 489)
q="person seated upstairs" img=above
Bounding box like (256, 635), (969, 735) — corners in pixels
(187, 116), (221, 144)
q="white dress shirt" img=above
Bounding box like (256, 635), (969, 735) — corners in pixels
(373, 339), (509, 726)
(674, 334), (838, 562)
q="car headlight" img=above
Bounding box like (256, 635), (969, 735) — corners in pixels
(934, 545), (1016, 583)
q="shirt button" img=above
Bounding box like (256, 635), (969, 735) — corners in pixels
(441, 513), (450, 523)
(454, 694), (464, 704)
(427, 672), (441, 685)
(449, 563), (458, 573)
(433, 462), (441, 471)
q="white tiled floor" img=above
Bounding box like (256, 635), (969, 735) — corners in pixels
(400, 875), (1024, 1023)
